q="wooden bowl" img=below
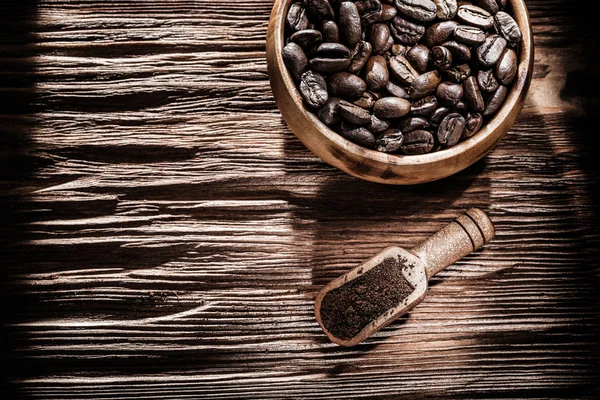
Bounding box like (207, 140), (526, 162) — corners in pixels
(266, 0), (534, 185)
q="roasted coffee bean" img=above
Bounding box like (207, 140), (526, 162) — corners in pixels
(463, 76), (485, 112)
(434, 0), (458, 20)
(437, 113), (465, 147)
(317, 97), (344, 125)
(432, 46), (453, 71)
(395, 0), (437, 22)
(354, 90), (379, 109)
(477, 69), (499, 92)
(355, 0), (383, 26)
(290, 29), (322, 49)
(443, 63), (471, 83)
(406, 44), (431, 74)
(380, 4), (398, 21)
(409, 71), (441, 99)
(321, 20), (340, 43)
(348, 41), (373, 73)
(437, 82), (463, 106)
(477, 34), (507, 67)
(370, 23), (391, 54)
(496, 48), (517, 85)
(365, 55), (390, 90)
(299, 71), (329, 108)
(376, 129), (404, 153)
(423, 20), (459, 47)
(306, 0), (334, 21)
(389, 55), (419, 85)
(390, 16), (426, 44)
(315, 42), (352, 58)
(495, 11), (522, 44)
(474, 0), (500, 14)
(401, 130), (435, 154)
(391, 43), (408, 56)
(457, 5), (493, 29)
(328, 72), (367, 100)
(442, 40), (471, 62)
(339, 2), (362, 47)
(400, 117), (430, 132)
(310, 57), (351, 73)
(454, 25), (486, 46)
(374, 97), (411, 118)
(287, 2), (309, 32)
(483, 84), (508, 117)
(340, 121), (377, 148)
(310, 42), (352, 72)
(463, 112), (483, 138)
(408, 95), (438, 117)
(430, 106), (451, 126)
(384, 81), (410, 99)
(454, 101), (467, 115)
(382, 35), (395, 53)
(339, 100), (372, 124)
(369, 114), (391, 133)
(282, 42), (308, 80)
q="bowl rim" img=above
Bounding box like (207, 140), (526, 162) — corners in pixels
(269, 0), (533, 169)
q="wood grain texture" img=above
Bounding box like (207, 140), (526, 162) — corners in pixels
(1, 0), (599, 399)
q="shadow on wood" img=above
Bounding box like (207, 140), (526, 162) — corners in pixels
(0, 1), (41, 396)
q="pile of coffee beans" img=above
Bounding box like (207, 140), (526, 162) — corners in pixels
(282, 0), (522, 155)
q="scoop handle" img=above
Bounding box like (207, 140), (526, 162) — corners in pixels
(410, 208), (495, 279)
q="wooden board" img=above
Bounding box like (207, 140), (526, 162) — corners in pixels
(1, 0), (599, 398)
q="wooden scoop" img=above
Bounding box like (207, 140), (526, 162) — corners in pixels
(314, 208), (495, 347)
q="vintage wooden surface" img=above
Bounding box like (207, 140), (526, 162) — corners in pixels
(1, 0), (598, 398)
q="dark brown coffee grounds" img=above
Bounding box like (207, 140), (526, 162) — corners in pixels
(320, 257), (414, 341)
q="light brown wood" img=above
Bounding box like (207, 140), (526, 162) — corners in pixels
(413, 207), (496, 278)
(266, 0), (534, 184)
(314, 208), (495, 346)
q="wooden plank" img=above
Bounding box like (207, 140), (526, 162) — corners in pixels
(1, 0), (599, 398)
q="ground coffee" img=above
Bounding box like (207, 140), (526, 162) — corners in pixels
(319, 256), (414, 341)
